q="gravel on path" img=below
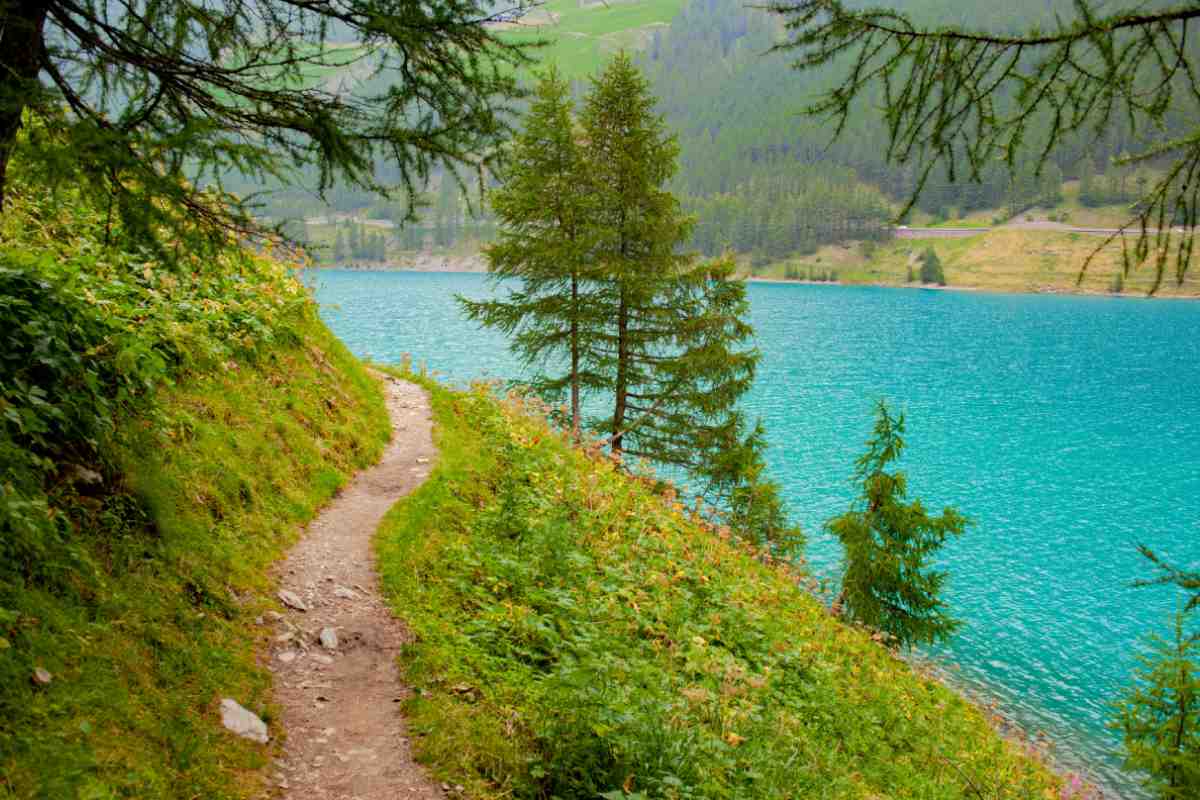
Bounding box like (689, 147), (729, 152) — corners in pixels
(265, 375), (443, 799)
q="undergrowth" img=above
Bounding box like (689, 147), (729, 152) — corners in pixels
(0, 169), (391, 796)
(377, 377), (1062, 800)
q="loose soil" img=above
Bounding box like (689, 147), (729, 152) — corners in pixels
(265, 375), (441, 799)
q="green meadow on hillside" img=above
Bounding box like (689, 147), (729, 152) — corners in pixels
(375, 377), (1062, 800)
(496, 0), (685, 78)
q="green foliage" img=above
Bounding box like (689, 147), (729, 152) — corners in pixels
(1114, 613), (1200, 799)
(0, 0), (534, 245)
(375, 379), (1059, 800)
(471, 55), (793, 547)
(461, 66), (598, 435)
(1135, 545), (1200, 616)
(0, 168), (391, 797)
(828, 401), (969, 647)
(771, 0), (1200, 289)
(919, 248), (946, 285)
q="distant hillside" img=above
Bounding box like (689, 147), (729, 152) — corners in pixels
(260, 0), (1193, 276)
(497, 0), (686, 79)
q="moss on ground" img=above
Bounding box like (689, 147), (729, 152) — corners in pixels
(0, 317), (390, 798)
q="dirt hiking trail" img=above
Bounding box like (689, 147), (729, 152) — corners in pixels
(266, 375), (442, 799)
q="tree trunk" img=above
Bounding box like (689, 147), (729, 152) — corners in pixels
(612, 282), (627, 455)
(570, 272), (580, 438)
(0, 0), (49, 209)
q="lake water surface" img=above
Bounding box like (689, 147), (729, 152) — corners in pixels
(307, 269), (1200, 796)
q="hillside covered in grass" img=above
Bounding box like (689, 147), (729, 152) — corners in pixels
(753, 228), (1200, 297)
(376, 378), (1063, 800)
(0, 169), (391, 796)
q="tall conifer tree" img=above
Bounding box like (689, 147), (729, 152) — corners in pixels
(468, 54), (799, 549)
(460, 67), (597, 434)
(579, 52), (693, 455)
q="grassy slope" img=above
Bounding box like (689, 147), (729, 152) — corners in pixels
(0, 155), (394, 795)
(1, 316), (391, 793)
(754, 230), (1200, 297)
(375, 378), (1061, 800)
(500, 0), (685, 78)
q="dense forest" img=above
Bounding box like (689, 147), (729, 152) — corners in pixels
(264, 0), (1181, 264)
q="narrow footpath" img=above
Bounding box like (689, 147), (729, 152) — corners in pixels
(265, 375), (441, 799)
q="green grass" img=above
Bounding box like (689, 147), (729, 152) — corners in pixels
(500, 0), (685, 78)
(752, 230), (1200, 296)
(0, 162), (392, 797)
(0, 317), (390, 798)
(375, 377), (1062, 800)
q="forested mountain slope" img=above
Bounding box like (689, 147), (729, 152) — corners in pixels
(279, 0), (1189, 276)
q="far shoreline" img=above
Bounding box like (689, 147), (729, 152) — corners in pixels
(306, 264), (1200, 302)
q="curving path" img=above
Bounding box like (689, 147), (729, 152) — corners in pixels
(265, 375), (441, 799)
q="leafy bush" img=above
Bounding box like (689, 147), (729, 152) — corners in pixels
(920, 248), (947, 285)
(0, 172), (311, 593)
(378, 380), (1060, 800)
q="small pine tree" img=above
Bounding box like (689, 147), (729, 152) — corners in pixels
(906, 263), (915, 283)
(1114, 612), (1200, 799)
(333, 229), (347, 263)
(919, 248), (946, 285)
(1112, 270), (1125, 294)
(828, 401), (970, 647)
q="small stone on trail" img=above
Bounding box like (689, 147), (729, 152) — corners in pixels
(278, 590), (308, 612)
(416, 457), (430, 464)
(318, 627), (338, 650)
(312, 653), (334, 666)
(31, 667), (53, 686)
(332, 586), (357, 599)
(266, 610), (283, 622)
(70, 465), (103, 486)
(278, 650), (298, 663)
(220, 698), (269, 743)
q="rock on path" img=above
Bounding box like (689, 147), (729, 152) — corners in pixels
(267, 375), (440, 799)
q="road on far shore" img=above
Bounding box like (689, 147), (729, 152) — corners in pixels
(896, 220), (1179, 239)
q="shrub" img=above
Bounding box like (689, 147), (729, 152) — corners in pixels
(919, 248), (946, 285)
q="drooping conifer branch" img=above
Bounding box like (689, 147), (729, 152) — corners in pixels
(0, 0), (537, 245)
(769, 0), (1200, 290)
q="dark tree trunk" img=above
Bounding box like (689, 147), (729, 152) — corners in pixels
(612, 283), (627, 455)
(570, 273), (580, 438)
(0, 0), (48, 209)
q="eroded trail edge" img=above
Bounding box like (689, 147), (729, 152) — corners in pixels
(267, 375), (440, 799)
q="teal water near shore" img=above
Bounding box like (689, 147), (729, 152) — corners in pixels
(307, 269), (1200, 796)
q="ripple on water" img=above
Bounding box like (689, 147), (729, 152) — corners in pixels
(307, 270), (1200, 798)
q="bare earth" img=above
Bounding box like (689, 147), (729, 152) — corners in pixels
(265, 375), (442, 799)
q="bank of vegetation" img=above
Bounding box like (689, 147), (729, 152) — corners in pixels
(375, 375), (1061, 799)
(0, 164), (390, 796)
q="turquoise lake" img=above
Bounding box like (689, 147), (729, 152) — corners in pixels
(307, 269), (1200, 796)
